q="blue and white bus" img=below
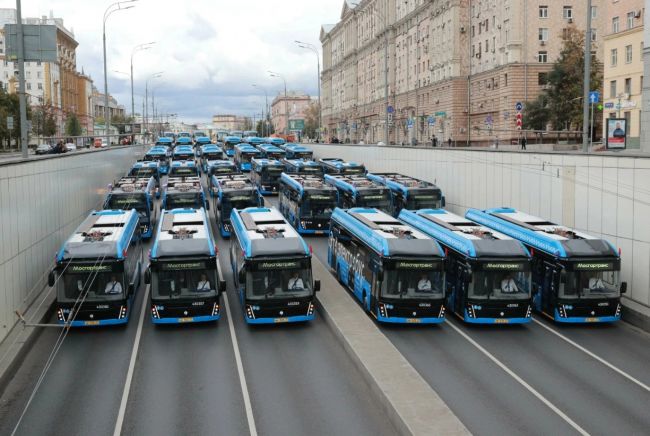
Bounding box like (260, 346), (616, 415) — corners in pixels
(329, 208), (446, 323)
(234, 143), (261, 172)
(161, 133), (176, 144)
(145, 208), (225, 324)
(244, 136), (264, 146)
(281, 159), (324, 176)
(206, 160), (240, 178)
(264, 137), (286, 147)
(199, 144), (224, 173)
(48, 209), (142, 327)
(211, 174), (263, 237)
(324, 174), (391, 211)
(467, 208), (626, 323)
(400, 209), (533, 324)
(169, 160), (199, 178)
(250, 158), (284, 195)
(223, 136), (241, 157)
(319, 158), (366, 175)
(283, 143), (313, 160)
(173, 145), (195, 162)
(278, 173), (337, 235)
(104, 177), (156, 238)
(229, 207), (320, 324)
(144, 147), (169, 174)
(128, 161), (161, 197)
(256, 143), (286, 160)
(162, 177), (209, 211)
(366, 172), (444, 217)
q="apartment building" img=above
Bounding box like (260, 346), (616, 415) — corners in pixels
(270, 92), (312, 134)
(603, 1), (644, 148)
(321, 0), (605, 145)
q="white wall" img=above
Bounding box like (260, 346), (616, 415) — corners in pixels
(311, 144), (650, 312)
(0, 147), (142, 342)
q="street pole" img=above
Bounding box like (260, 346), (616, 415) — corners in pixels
(131, 42), (154, 119)
(296, 41), (322, 141)
(582, 0), (593, 152)
(269, 71), (288, 135)
(15, 0), (28, 158)
(252, 84), (269, 136)
(590, 100), (594, 147)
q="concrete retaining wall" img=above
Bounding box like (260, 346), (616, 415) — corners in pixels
(311, 144), (650, 319)
(0, 146), (143, 343)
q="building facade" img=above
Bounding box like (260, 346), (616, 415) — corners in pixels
(270, 92), (312, 134)
(212, 114), (249, 131)
(321, 0), (606, 145)
(92, 87), (125, 122)
(603, 1), (644, 148)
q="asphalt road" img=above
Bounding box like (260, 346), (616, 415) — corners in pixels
(0, 172), (396, 436)
(304, 232), (650, 436)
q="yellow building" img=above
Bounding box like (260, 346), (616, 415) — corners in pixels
(603, 1), (644, 147)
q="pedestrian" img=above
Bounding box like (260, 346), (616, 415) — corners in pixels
(447, 137), (452, 147)
(521, 136), (527, 150)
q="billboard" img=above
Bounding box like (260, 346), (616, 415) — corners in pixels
(288, 119), (305, 131)
(4, 24), (58, 62)
(605, 118), (627, 150)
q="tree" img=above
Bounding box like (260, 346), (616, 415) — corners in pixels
(0, 87), (29, 148)
(65, 113), (82, 137)
(243, 117), (253, 130)
(31, 103), (58, 137)
(111, 114), (134, 134)
(522, 95), (550, 130)
(303, 101), (320, 139)
(544, 25), (602, 131)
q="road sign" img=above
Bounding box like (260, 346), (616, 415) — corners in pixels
(604, 102), (614, 109)
(387, 105), (394, 114)
(427, 116), (435, 126)
(515, 102), (523, 111)
(589, 91), (600, 104)
(7, 116), (14, 130)
(485, 114), (493, 126)
(288, 119), (305, 131)
(407, 118), (414, 129)
(5, 24), (58, 62)
(597, 104), (603, 111)
(435, 111), (447, 117)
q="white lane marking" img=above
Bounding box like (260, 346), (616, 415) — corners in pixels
(533, 318), (650, 393)
(113, 285), (149, 436)
(224, 292), (258, 436)
(446, 322), (589, 436)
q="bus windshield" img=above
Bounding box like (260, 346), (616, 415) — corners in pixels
(106, 193), (148, 214)
(262, 167), (284, 182)
(246, 267), (313, 300)
(302, 192), (337, 219)
(166, 193), (202, 209)
(405, 191), (442, 210)
(358, 192), (391, 210)
(145, 155), (167, 163)
(203, 152), (222, 160)
(169, 167), (196, 177)
(293, 152), (313, 160)
(239, 152), (257, 163)
(381, 266), (444, 299)
(129, 167), (156, 178)
(298, 166), (323, 175)
(469, 271), (531, 300)
(222, 193), (258, 219)
(152, 265), (218, 299)
(59, 270), (125, 303)
(210, 166), (237, 176)
(560, 269), (620, 298)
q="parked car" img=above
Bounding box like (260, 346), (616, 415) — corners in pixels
(65, 142), (77, 152)
(35, 143), (55, 155)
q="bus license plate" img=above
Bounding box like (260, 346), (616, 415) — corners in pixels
(85, 320), (100, 326)
(494, 319), (510, 324)
(274, 317), (289, 323)
(179, 317), (194, 323)
(314, 231), (323, 235)
(406, 318), (421, 324)
(585, 317), (600, 322)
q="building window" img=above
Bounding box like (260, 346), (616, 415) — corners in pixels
(539, 28), (549, 41)
(641, 76), (644, 91)
(612, 17), (619, 33)
(591, 28), (597, 42)
(538, 51), (548, 63)
(563, 6), (572, 19)
(538, 72), (548, 85)
(611, 48), (618, 66)
(26, 82), (31, 90)
(37, 82), (42, 90)
(504, 73), (508, 86)
(626, 45), (633, 63)
(591, 6), (597, 19)
(625, 78), (632, 95)
(485, 39), (489, 52)
(610, 80), (617, 98)
(539, 6), (548, 18)
(627, 11), (635, 29)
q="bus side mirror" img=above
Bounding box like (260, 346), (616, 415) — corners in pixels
(206, 199), (210, 211)
(314, 280), (321, 292)
(144, 268), (151, 285)
(48, 270), (56, 287)
(441, 196), (446, 208)
(219, 280), (226, 293)
(620, 282), (627, 294)
(238, 270), (246, 284)
(149, 201), (153, 211)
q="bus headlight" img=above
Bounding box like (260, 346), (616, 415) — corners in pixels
(246, 305), (255, 319)
(558, 305), (568, 318)
(615, 303), (621, 316)
(467, 305), (476, 318)
(119, 305), (127, 319)
(378, 303), (387, 318)
(212, 303), (220, 316)
(438, 305), (445, 318)
(307, 302), (315, 316)
(57, 308), (65, 322)
(151, 305), (160, 319)
(526, 305), (532, 318)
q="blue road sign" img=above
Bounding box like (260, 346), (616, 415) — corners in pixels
(515, 102), (523, 111)
(486, 114), (493, 125)
(589, 91), (600, 104)
(387, 105), (394, 113)
(604, 102), (615, 109)
(427, 116), (435, 126)
(407, 118), (414, 128)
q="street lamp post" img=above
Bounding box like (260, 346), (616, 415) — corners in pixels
(252, 84), (268, 136)
(269, 71), (288, 136)
(131, 42), (155, 119)
(145, 72), (163, 142)
(295, 40), (321, 141)
(103, 0), (136, 145)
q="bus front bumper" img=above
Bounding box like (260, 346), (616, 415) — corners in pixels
(244, 314), (315, 324)
(152, 314), (220, 324)
(553, 309), (620, 323)
(60, 318), (129, 327)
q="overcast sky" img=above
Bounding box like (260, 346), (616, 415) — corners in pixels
(15, 0), (344, 123)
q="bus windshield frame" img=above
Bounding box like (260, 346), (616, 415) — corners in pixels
(467, 261), (532, 300)
(151, 260), (218, 300)
(301, 191), (337, 219)
(106, 192), (149, 215)
(245, 258), (314, 301)
(166, 192), (203, 210)
(380, 259), (445, 300)
(222, 192), (259, 220)
(58, 261), (126, 303)
(357, 191), (391, 210)
(405, 190), (443, 210)
(559, 261), (621, 299)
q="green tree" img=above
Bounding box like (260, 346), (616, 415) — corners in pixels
(522, 95), (550, 130)
(111, 114), (135, 134)
(0, 88), (29, 148)
(303, 101), (320, 139)
(544, 25), (602, 131)
(30, 103), (58, 137)
(65, 113), (82, 136)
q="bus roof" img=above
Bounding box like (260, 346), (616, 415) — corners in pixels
(213, 174), (256, 192)
(251, 158), (284, 168)
(280, 173), (335, 195)
(331, 208), (443, 257)
(111, 176), (154, 194)
(165, 176), (203, 193)
(146, 147), (168, 155)
(195, 136), (212, 144)
(224, 136), (242, 144)
(282, 159), (321, 169)
(244, 136), (264, 144)
(265, 137), (286, 145)
(231, 207), (309, 258)
(284, 143), (311, 152)
(155, 137), (173, 144)
(200, 144), (222, 152)
(151, 208), (215, 258)
(235, 143), (261, 153)
(324, 174), (387, 195)
(170, 160), (196, 168)
(366, 172), (441, 196)
(132, 161), (158, 169)
(57, 209), (139, 261)
(399, 209), (530, 259)
(319, 157), (365, 172)
(466, 207), (618, 259)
